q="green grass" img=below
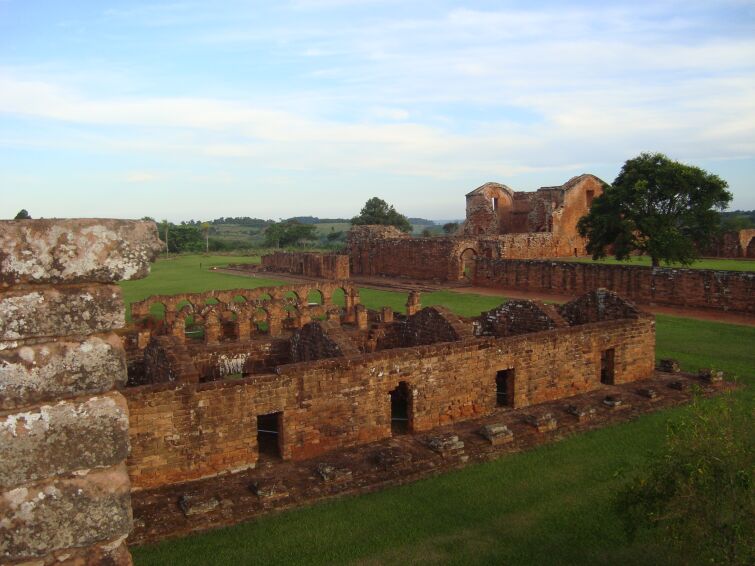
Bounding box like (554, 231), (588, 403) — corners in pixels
(119, 255), (279, 319)
(127, 256), (754, 565)
(565, 255), (755, 272)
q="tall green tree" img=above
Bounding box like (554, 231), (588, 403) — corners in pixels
(351, 197), (412, 232)
(14, 209), (31, 220)
(263, 220), (318, 248)
(614, 393), (753, 565)
(577, 153), (732, 266)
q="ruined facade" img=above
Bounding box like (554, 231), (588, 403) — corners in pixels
(261, 251), (350, 279)
(0, 220), (161, 565)
(705, 229), (755, 259)
(122, 287), (655, 490)
(461, 174), (605, 238)
(347, 175), (606, 282)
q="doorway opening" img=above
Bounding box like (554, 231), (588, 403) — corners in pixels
(496, 369), (515, 407)
(257, 412), (282, 458)
(390, 382), (411, 434)
(600, 349), (615, 385)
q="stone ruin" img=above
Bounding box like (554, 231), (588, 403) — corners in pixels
(0, 219), (161, 565)
(0, 215), (731, 552)
(120, 285), (656, 490)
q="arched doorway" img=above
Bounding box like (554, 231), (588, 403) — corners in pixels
(459, 248), (478, 281)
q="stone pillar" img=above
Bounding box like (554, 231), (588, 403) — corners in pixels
(236, 316), (252, 341)
(267, 309), (283, 337)
(171, 318), (186, 343)
(204, 311), (221, 345)
(0, 219), (161, 566)
(355, 304), (368, 330)
(381, 306), (394, 323)
(406, 290), (422, 316)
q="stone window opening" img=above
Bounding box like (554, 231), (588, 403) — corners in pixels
(586, 190), (595, 207)
(496, 368), (515, 407)
(257, 412), (283, 459)
(390, 382), (412, 435)
(600, 348), (615, 385)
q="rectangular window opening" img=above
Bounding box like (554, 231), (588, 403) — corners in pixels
(496, 369), (515, 407)
(257, 412), (282, 458)
(601, 349), (615, 385)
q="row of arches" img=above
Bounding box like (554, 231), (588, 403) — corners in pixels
(131, 283), (361, 345)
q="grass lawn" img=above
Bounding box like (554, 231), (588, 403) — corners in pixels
(126, 256), (754, 565)
(564, 255), (755, 272)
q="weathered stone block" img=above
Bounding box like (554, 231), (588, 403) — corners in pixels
(479, 423), (513, 445)
(316, 462), (352, 482)
(0, 334), (126, 410)
(0, 464), (132, 561)
(0, 285), (124, 345)
(658, 359), (681, 373)
(178, 494), (220, 517)
(0, 393), (129, 489)
(698, 368), (724, 383)
(0, 219), (162, 287)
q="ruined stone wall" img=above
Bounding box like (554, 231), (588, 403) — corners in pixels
(124, 312), (654, 489)
(188, 338), (291, 379)
(0, 219), (160, 565)
(705, 229), (755, 259)
(290, 321), (359, 362)
(261, 251), (350, 279)
(348, 226), (470, 280)
(401, 306), (474, 346)
(347, 227), (584, 282)
(479, 301), (567, 337)
(474, 258), (755, 314)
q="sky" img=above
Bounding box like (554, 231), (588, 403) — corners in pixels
(1, 0), (754, 222)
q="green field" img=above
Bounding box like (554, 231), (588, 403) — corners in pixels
(565, 255), (755, 272)
(125, 256), (754, 565)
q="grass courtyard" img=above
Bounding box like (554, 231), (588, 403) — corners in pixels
(122, 255), (754, 565)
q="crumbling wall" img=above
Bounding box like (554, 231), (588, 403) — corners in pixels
(402, 306), (474, 346)
(705, 229), (755, 258)
(125, 294), (654, 490)
(473, 258), (755, 314)
(479, 300), (568, 337)
(0, 219), (160, 565)
(558, 288), (640, 325)
(290, 321), (360, 362)
(262, 251), (350, 279)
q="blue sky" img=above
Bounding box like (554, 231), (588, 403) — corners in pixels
(1, 0), (753, 221)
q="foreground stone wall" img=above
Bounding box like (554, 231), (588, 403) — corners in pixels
(0, 219), (160, 565)
(125, 308), (654, 489)
(474, 258), (755, 314)
(261, 251), (350, 279)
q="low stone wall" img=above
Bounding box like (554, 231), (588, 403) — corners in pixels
(124, 313), (654, 490)
(261, 251), (350, 279)
(473, 258), (755, 314)
(0, 219), (160, 565)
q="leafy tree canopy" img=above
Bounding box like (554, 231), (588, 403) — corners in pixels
(156, 222), (203, 253)
(614, 392), (753, 565)
(351, 197), (412, 233)
(264, 220), (318, 248)
(442, 222), (459, 235)
(14, 209), (31, 220)
(578, 152), (732, 266)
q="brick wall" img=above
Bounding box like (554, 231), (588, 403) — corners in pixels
(261, 251), (350, 279)
(705, 229), (755, 259)
(347, 226), (590, 282)
(124, 309), (654, 490)
(473, 258), (755, 314)
(0, 220), (160, 565)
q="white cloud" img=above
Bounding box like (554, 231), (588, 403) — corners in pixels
(126, 171), (160, 183)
